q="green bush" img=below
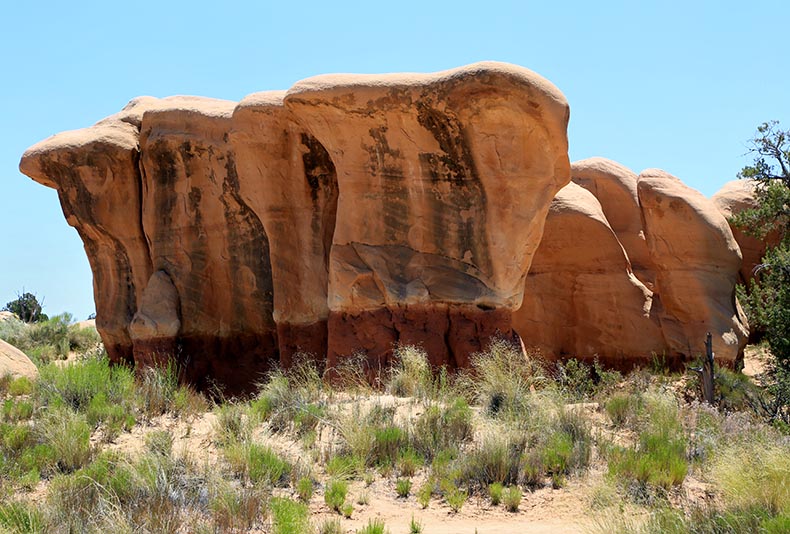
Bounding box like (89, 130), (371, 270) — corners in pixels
(464, 339), (547, 419)
(270, 497), (309, 534)
(396, 477), (412, 498)
(223, 442), (291, 486)
(397, 448), (424, 477)
(411, 398), (473, 459)
(296, 475), (314, 502)
(0, 501), (46, 533)
(605, 392), (641, 427)
(357, 518), (388, 534)
(36, 354), (136, 425)
(607, 397), (687, 493)
(504, 485), (522, 512)
(324, 478), (349, 512)
(488, 481), (503, 505)
(37, 406), (92, 473)
(318, 518), (343, 534)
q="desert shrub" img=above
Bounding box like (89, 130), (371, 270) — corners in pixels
(357, 518), (388, 534)
(556, 358), (621, 401)
(417, 478), (433, 508)
(596, 506), (790, 534)
(605, 392), (642, 427)
(324, 478), (349, 512)
(2, 399), (34, 422)
(251, 359), (324, 434)
(388, 345), (434, 398)
(409, 515), (423, 533)
(341, 502), (354, 518)
(214, 402), (254, 445)
(397, 448), (424, 477)
(36, 406), (92, 473)
(712, 441), (790, 514)
(396, 477), (412, 498)
(137, 363), (181, 418)
(607, 395), (687, 494)
(0, 500), (46, 533)
(411, 398), (473, 459)
(145, 430), (173, 458)
(223, 442), (291, 486)
(325, 453), (364, 479)
(443, 483), (467, 513)
(504, 485), (522, 512)
(458, 430), (522, 490)
(67, 324), (101, 353)
(209, 482), (267, 532)
(36, 353), (137, 431)
(318, 517), (343, 534)
(371, 425), (406, 467)
(270, 497), (309, 534)
(489, 481), (503, 505)
(296, 475), (314, 502)
(7, 376), (33, 397)
(463, 338), (547, 419)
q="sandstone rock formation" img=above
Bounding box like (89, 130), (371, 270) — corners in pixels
(20, 62), (751, 389)
(571, 157), (654, 288)
(514, 164), (749, 369)
(20, 62), (571, 390)
(19, 102), (155, 366)
(0, 339), (38, 381)
(712, 179), (780, 286)
(638, 169), (748, 365)
(514, 182), (667, 367)
(284, 63), (571, 371)
(230, 91), (337, 367)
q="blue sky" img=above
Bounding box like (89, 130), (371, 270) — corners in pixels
(1, 0), (788, 319)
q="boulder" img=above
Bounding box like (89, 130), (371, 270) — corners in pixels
(514, 182), (668, 368)
(284, 61), (571, 371)
(638, 169), (749, 366)
(0, 339), (38, 380)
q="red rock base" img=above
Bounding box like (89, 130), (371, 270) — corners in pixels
(130, 332), (279, 396)
(327, 304), (516, 381)
(276, 320), (328, 371)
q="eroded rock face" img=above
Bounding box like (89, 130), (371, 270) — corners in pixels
(638, 169), (748, 366)
(571, 157), (654, 287)
(19, 62), (751, 389)
(712, 179), (780, 286)
(230, 92), (337, 367)
(514, 183), (668, 367)
(19, 103), (155, 365)
(137, 97), (278, 390)
(0, 339), (38, 381)
(284, 62), (571, 371)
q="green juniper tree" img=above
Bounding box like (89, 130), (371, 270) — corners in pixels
(731, 121), (790, 427)
(3, 291), (48, 323)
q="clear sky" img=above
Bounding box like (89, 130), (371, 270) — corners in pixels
(1, 0), (788, 320)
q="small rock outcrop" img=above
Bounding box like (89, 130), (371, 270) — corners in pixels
(0, 339), (38, 381)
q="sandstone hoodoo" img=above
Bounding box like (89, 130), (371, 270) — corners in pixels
(284, 62), (571, 372)
(20, 62), (752, 391)
(637, 169), (748, 365)
(514, 182), (667, 367)
(514, 164), (750, 369)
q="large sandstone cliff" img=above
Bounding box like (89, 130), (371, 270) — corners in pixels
(20, 62), (752, 391)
